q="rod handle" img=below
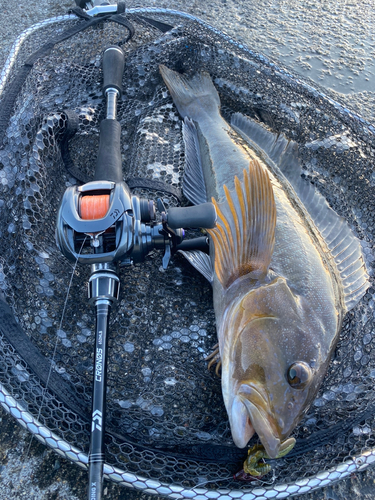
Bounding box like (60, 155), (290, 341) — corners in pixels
(102, 46), (125, 97)
(94, 119), (123, 183)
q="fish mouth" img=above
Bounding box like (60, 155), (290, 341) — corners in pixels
(230, 384), (281, 458)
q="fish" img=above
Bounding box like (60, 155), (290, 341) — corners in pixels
(159, 65), (369, 460)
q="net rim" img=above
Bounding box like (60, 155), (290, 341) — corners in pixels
(0, 14), (76, 97)
(0, 6), (374, 498)
(1, 7), (374, 135)
(2, 381), (374, 499)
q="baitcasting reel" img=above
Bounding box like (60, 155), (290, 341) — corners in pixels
(56, 178), (216, 268)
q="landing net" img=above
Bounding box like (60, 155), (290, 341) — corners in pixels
(0, 8), (374, 498)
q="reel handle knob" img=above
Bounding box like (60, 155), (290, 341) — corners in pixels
(167, 203), (217, 229)
(102, 46), (125, 97)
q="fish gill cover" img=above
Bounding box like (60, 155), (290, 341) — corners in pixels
(0, 11), (374, 496)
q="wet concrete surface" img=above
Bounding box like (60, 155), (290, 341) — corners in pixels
(0, 0), (374, 499)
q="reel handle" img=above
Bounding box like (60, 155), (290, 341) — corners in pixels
(167, 203), (217, 229)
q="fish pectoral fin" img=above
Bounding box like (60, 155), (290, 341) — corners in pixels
(205, 343), (221, 376)
(178, 249), (214, 283)
(207, 160), (276, 289)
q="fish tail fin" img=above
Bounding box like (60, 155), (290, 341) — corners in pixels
(159, 65), (220, 119)
(207, 159), (276, 289)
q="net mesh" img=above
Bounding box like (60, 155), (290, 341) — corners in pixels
(0, 11), (375, 495)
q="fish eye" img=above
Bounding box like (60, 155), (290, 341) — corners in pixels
(287, 362), (312, 389)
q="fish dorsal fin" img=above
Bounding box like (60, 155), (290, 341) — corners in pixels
(182, 117), (208, 204)
(231, 112), (369, 311)
(207, 159), (276, 289)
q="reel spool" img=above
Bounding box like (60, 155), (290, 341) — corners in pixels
(80, 194), (110, 220)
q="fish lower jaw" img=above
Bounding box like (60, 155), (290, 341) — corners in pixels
(230, 396), (255, 448)
(230, 395), (282, 458)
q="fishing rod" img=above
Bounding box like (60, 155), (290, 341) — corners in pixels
(55, 45), (216, 500)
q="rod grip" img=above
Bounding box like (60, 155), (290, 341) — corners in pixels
(102, 46), (125, 97)
(167, 203), (217, 229)
(94, 119), (123, 183)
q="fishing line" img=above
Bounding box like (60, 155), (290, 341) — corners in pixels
(192, 471), (276, 489)
(192, 476), (234, 488)
(15, 237), (87, 487)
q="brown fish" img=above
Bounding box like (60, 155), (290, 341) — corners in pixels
(160, 65), (369, 459)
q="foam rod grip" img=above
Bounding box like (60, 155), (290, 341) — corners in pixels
(94, 119), (123, 183)
(167, 203), (217, 229)
(102, 46), (125, 96)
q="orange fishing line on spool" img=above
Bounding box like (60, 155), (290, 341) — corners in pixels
(80, 194), (110, 220)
